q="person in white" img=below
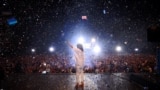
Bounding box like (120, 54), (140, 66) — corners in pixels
(67, 41), (85, 89)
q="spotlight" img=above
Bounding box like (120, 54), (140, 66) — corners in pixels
(91, 38), (96, 43)
(78, 37), (85, 44)
(116, 46), (122, 52)
(49, 47), (54, 52)
(134, 48), (139, 52)
(31, 48), (35, 53)
(93, 45), (101, 54)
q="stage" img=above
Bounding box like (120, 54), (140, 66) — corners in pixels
(2, 73), (160, 90)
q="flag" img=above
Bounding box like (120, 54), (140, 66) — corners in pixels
(82, 16), (87, 20)
(7, 18), (17, 25)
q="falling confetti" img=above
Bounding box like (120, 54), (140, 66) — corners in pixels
(0, 0), (159, 56)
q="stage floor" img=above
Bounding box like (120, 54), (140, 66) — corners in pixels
(2, 73), (159, 90)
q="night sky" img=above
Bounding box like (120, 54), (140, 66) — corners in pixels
(0, 0), (160, 57)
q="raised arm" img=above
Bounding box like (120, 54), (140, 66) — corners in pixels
(66, 41), (73, 49)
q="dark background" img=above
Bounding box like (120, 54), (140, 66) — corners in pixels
(0, 0), (160, 57)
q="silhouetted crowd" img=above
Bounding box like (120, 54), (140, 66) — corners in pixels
(0, 54), (157, 76)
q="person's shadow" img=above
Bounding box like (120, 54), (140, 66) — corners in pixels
(74, 83), (84, 90)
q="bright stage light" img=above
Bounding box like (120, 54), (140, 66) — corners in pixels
(78, 37), (85, 44)
(134, 48), (139, 52)
(116, 46), (122, 52)
(49, 47), (54, 52)
(31, 48), (35, 53)
(93, 45), (101, 53)
(91, 38), (96, 43)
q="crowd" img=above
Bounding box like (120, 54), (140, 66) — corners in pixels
(0, 53), (157, 76)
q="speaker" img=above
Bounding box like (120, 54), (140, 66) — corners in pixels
(147, 24), (160, 42)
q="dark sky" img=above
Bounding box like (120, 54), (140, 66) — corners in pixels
(0, 0), (160, 57)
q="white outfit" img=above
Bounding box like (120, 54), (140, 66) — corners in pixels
(72, 46), (84, 84)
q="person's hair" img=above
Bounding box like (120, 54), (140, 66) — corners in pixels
(77, 44), (83, 52)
